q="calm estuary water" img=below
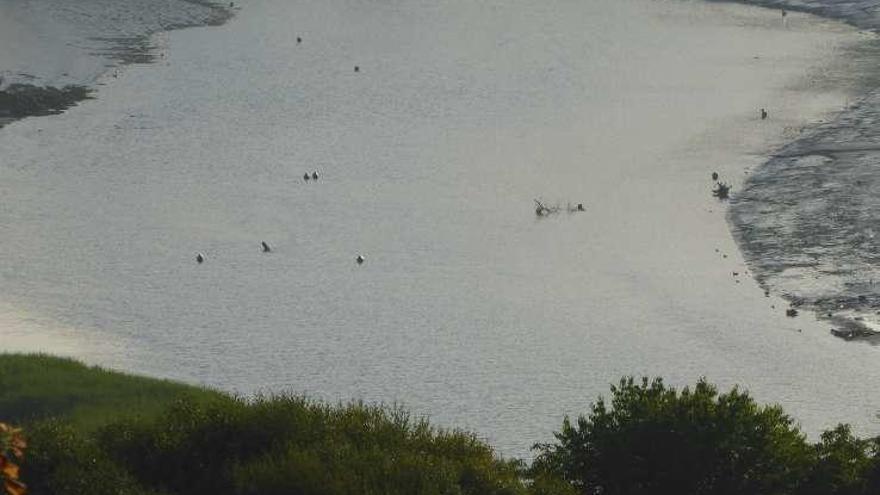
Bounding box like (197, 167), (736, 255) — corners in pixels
(2, 0), (880, 457)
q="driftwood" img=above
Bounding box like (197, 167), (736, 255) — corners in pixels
(535, 199), (559, 217)
(535, 199), (585, 217)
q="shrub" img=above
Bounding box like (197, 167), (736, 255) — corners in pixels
(21, 420), (156, 495)
(531, 377), (813, 495)
(97, 396), (526, 495)
(798, 424), (879, 495)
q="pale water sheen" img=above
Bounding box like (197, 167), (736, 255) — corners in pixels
(1, 0), (878, 457)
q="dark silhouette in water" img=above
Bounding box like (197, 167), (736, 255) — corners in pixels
(297, 36), (302, 44)
(712, 172), (719, 181)
(577, 203), (585, 211)
(196, 253), (205, 264)
(712, 182), (731, 200)
(761, 108), (768, 120)
(354, 66), (360, 73)
(356, 255), (365, 264)
(534, 199), (555, 216)
(262, 241), (271, 253)
(303, 173), (310, 181)
(782, 9), (787, 17)
(312, 171), (318, 180)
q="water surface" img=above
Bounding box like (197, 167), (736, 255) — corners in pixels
(1, 0), (877, 456)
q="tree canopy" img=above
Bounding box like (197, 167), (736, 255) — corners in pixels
(531, 377), (880, 495)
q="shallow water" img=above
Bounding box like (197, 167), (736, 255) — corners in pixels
(2, 0), (879, 457)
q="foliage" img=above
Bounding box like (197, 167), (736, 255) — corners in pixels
(798, 424), (880, 495)
(21, 421), (157, 495)
(12, 355), (880, 495)
(0, 423), (26, 495)
(17, 395), (529, 495)
(532, 377), (814, 495)
(2, 355), (531, 494)
(98, 396), (526, 495)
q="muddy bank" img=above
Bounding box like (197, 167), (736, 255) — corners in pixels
(0, 84), (92, 127)
(712, 0), (880, 32)
(726, 0), (880, 341)
(0, 0), (233, 128)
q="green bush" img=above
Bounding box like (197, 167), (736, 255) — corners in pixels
(532, 377), (814, 495)
(2, 355), (534, 494)
(21, 420), (158, 495)
(799, 424), (880, 495)
(14, 355), (880, 495)
(97, 396), (526, 495)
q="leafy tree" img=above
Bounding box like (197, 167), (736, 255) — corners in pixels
(531, 377), (813, 495)
(798, 424), (876, 495)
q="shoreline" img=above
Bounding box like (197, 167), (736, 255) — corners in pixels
(0, 0), (234, 129)
(711, 0), (880, 32)
(720, 0), (880, 342)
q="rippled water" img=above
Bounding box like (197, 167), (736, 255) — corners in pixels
(2, 0), (879, 457)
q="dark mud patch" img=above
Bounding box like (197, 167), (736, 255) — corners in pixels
(90, 36), (161, 65)
(729, 90), (880, 343)
(718, 0), (880, 343)
(0, 84), (93, 128)
(0, 0), (234, 129)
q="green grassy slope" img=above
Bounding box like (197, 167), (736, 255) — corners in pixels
(0, 354), (542, 495)
(0, 353), (221, 429)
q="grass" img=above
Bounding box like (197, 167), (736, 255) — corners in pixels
(0, 353), (221, 430)
(0, 354), (537, 495)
